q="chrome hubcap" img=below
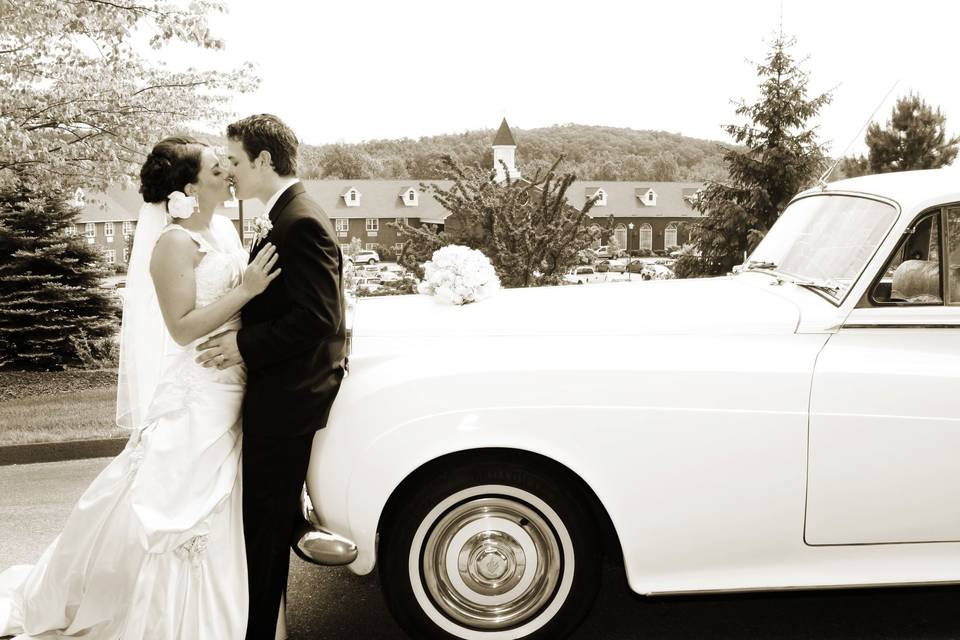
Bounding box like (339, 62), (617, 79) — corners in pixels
(422, 497), (562, 630)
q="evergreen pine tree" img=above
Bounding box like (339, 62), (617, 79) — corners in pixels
(676, 34), (831, 278)
(0, 186), (118, 370)
(865, 93), (959, 173)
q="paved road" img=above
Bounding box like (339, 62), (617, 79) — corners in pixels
(2, 459), (959, 639)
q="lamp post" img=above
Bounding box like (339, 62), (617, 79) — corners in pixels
(627, 223), (635, 281)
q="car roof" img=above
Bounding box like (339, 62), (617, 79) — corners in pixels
(800, 167), (960, 211)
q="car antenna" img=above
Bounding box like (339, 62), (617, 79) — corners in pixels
(818, 80), (899, 189)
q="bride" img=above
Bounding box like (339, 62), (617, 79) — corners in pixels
(0, 136), (283, 639)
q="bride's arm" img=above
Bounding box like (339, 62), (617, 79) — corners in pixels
(150, 231), (280, 346)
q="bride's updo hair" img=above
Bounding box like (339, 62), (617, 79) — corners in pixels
(139, 136), (208, 204)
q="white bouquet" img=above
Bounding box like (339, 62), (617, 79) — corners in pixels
(417, 245), (500, 305)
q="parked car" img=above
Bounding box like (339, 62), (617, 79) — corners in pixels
(354, 276), (382, 293)
(625, 259), (646, 273)
(298, 168), (960, 639)
(351, 250), (380, 265)
(595, 245), (612, 259)
(640, 263), (675, 280)
(562, 265), (598, 284)
(377, 270), (402, 283)
(596, 259), (627, 273)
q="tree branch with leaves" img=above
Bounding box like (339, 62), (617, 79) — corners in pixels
(0, 0), (259, 193)
(393, 156), (598, 287)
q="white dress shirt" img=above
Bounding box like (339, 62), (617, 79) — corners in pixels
(263, 178), (300, 219)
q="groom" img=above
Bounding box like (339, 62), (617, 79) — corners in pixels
(196, 114), (346, 638)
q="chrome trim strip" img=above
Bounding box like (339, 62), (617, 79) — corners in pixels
(646, 578), (960, 597)
(842, 324), (960, 329)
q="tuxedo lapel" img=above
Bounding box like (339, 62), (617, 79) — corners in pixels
(269, 182), (304, 224)
(248, 182), (303, 261)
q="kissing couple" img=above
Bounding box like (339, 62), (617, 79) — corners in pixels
(0, 114), (347, 639)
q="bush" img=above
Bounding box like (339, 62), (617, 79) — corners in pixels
(69, 330), (120, 370)
(576, 248), (598, 265)
(673, 254), (712, 279)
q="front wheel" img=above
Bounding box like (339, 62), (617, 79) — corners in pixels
(379, 458), (601, 639)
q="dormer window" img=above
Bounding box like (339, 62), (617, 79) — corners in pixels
(400, 187), (419, 207)
(590, 188), (607, 206)
(343, 187), (361, 207)
(636, 187), (657, 206)
(72, 188), (85, 208)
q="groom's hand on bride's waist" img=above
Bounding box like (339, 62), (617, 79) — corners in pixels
(196, 330), (244, 369)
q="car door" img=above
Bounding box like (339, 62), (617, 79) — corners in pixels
(805, 206), (960, 545)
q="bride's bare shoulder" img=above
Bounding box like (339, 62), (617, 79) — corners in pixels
(151, 227), (201, 268)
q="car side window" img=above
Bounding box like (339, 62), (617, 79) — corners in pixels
(871, 211), (943, 305)
(946, 207), (960, 305)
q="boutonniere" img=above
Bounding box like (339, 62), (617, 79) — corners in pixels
(252, 213), (273, 245)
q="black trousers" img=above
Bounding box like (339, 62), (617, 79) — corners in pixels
(242, 431), (314, 640)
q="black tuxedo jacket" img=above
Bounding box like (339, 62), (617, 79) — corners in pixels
(237, 182), (346, 438)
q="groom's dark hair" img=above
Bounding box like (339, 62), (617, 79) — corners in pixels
(227, 114), (299, 177)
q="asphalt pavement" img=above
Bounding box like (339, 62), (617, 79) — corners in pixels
(2, 459), (960, 639)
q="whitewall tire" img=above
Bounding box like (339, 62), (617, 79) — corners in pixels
(379, 457), (601, 639)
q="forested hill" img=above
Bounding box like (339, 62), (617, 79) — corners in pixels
(297, 124), (731, 182)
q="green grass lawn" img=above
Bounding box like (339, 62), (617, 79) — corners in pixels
(0, 386), (126, 446)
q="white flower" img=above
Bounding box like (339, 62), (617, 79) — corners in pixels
(252, 213), (273, 239)
(418, 245), (500, 305)
(167, 190), (197, 219)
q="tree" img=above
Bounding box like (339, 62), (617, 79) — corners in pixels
(836, 154), (870, 179)
(394, 157), (599, 287)
(297, 124), (730, 182)
(319, 145), (382, 179)
(344, 237), (363, 259)
(677, 34), (831, 278)
(0, 0), (258, 194)
(0, 186), (118, 369)
(394, 223), (445, 279)
(650, 153), (680, 181)
(864, 93), (959, 173)
(605, 230), (621, 256)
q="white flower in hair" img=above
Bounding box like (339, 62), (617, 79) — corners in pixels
(167, 190), (197, 219)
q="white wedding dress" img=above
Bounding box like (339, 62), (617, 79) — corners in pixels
(0, 219), (254, 639)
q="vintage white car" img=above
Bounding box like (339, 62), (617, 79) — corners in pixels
(300, 168), (960, 639)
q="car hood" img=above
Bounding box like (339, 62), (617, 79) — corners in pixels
(351, 276), (801, 338)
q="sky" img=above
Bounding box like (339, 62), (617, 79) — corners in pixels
(154, 0), (960, 158)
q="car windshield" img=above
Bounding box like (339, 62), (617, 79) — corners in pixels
(745, 195), (898, 301)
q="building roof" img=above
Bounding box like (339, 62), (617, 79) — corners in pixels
(224, 180), (455, 224)
(569, 181), (705, 219)
(77, 178), (704, 225)
(492, 118), (517, 146)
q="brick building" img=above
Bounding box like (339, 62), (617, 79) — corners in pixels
(76, 119), (704, 265)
